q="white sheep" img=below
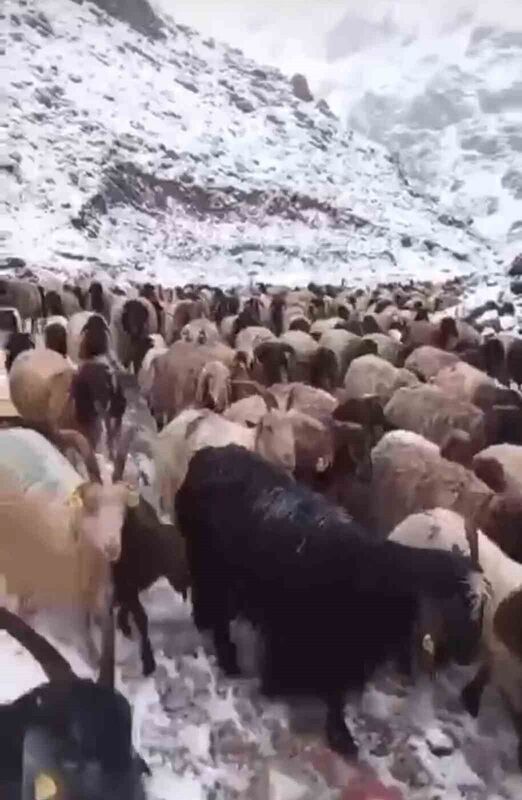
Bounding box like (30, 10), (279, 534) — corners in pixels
(153, 407), (296, 517)
(389, 506), (522, 765)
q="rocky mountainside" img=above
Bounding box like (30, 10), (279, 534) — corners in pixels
(3, 0), (502, 286)
(321, 14), (522, 257)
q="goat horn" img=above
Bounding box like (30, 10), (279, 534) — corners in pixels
(0, 608), (75, 683)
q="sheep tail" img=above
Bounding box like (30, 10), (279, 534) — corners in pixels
(0, 608), (75, 682)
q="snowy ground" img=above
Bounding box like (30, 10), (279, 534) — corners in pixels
(3, 332), (522, 800)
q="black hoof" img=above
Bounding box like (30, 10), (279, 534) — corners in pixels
(461, 682), (481, 718)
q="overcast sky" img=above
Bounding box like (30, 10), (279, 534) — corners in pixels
(153, 0), (522, 63)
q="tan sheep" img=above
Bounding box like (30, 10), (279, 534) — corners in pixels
(180, 318), (220, 346)
(270, 382), (338, 419)
(384, 384), (487, 453)
(9, 348), (75, 428)
(343, 354), (419, 404)
(404, 345), (460, 381)
(362, 332), (403, 366)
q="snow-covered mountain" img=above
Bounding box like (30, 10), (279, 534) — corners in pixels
(320, 13), (522, 256)
(2, 0), (503, 286)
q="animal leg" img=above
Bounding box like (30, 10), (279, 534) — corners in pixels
(117, 604), (132, 638)
(325, 691), (357, 758)
(461, 664), (490, 717)
(212, 618), (240, 677)
(84, 611), (100, 668)
(127, 594), (155, 677)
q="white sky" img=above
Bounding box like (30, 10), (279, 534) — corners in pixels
(153, 1), (522, 66)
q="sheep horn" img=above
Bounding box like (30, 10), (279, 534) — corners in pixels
(0, 608), (75, 683)
(56, 429), (102, 484)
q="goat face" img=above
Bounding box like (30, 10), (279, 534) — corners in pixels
(76, 482), (132, 562)
(21, 681), (147, 800)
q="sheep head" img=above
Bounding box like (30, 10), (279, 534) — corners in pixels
(195, 361), (231, 413)
(255, 410), (296, 473)
(74, 481), (131, 562)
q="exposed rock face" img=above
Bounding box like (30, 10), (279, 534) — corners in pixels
(4, 0), (498, 285)
(291, 73), (314, 103)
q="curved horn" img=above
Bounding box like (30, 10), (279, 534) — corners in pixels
(0, 608), (75, 683)
(112, 426), (134, 483)
(56, 429), (102, 483)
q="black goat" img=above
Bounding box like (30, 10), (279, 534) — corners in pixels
(113, 496), (190, 676)
(176, 445), (485, 757)
(79, 314), (111, 360)
(4, 332), (35, 372)
(0, 608), (148, 799)
(71, 361), (126, 457)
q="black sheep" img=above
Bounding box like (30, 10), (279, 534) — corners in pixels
(113, 496), (190, 676)
(71, 361), (126, 456)
(0, 608), (148, 799)
(176, 445), (485, 757)
(44, 322), (68, 358)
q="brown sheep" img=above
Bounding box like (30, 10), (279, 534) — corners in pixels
(279, 330), (318, 382)
(362, 332), (404, 366)
(343, 354), (419, 404)
(404, 345), (460, 381)
(148, 341), (236, 427)
(251, 341), (296, 386)
(384, 385), (488, 453)
(194, 360), (231, 413)
(270, 382), (338, 419)
(9, 348), (75, 429)
(0, 279), (42, 332)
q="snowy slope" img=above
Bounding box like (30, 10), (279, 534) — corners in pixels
(320, 15), (522, 256)
(3, 0), (502, 287)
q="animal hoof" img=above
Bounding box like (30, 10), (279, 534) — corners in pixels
(461, 683), (480, 718)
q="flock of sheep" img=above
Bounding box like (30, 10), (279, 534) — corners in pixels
(1, 272), (522, 795)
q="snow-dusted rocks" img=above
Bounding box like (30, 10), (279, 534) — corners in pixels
(4, 0), (499, 285)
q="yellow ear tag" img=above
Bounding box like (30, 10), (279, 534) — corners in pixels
(68, 487), (83, 510)
(126, 488), (140, 508)
(35, 772), (57, 800)
(422, 633), (435, 656)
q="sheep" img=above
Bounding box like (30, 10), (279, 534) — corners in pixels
(175, 444), (485, 756)
(67, 310), (98, 363)
(370, 430), (522, 553)
(0, 427), (135, 662)
(384, 384), (488, 453)
(0, 608), (148, 798)
(251, 340), (297, 385)
(309, 317), (345, 340)
(113, 496), (190, 676)
(153, 407), (296, 516)
(389, 507), (522, 765)
(270, 381), (338, 419)
(194, 360), (231, 412)
(44, 321), (68, 358)
(180, 317), (220, 346)
(78, 313), (112, 361)
(431, 360), (511, 408)
(279, 330), (318, 382)
(9, 347), (75, 428)
(137, 334), (168, 399)
(235, 325), (275, 365)
(0, 279), (42, 332)
(147, 340), (236, 427)
(111, 298), (158, 372)
(70, 361), (126, 457)
(343, 354), (419, 404)
(318, 329), (377, 380)
(86, 280), (113, 321)
(404, 345), (460, 381)
(4, 332), (35, 372)
(362, 332), (403, 366)
(224, 394), (270, 428)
